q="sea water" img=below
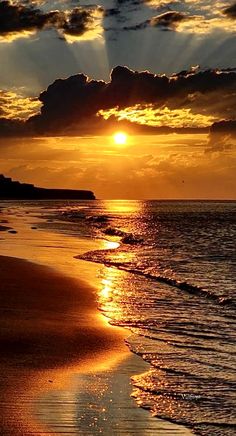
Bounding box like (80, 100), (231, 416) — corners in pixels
(31, 200), (236, 435)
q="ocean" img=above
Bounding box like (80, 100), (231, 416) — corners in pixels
(26, 200), (236, 435)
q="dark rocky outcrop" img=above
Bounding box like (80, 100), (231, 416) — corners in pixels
(0, 175), (95, 200)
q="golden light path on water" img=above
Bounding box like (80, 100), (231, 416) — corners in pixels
(101, 199), (143, 214)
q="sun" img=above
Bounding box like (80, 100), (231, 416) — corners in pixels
(113, 131), (127, 145)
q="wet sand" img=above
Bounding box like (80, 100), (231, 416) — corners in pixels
(0, 255), (129, 435)
(0, 205), (193, 435)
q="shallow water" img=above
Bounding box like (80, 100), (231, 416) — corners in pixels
(3, 199), (236, 435)
(36, 353), (192, 435)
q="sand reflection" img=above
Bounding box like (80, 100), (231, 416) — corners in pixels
(36, 353), (188, 435)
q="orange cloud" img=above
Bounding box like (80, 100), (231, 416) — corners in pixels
(0, 90), (41, 120)
(98, 104), (216, 128)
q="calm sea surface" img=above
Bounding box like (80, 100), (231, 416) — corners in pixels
(22, 200), (236, 435)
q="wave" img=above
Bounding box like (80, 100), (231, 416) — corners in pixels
(77, 247), (236, 310)
(58, 208), (144, 245)
(103, 227), (144, 244)
(61, 211), (234, 310)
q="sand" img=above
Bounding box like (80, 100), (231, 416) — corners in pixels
(0, 255), (127, 367)
(0, 255), (128, 435)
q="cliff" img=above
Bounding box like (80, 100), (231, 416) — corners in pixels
(0, 175), (96, 200)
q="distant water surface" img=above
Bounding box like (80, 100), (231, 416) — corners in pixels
(12, 200), (236, 436)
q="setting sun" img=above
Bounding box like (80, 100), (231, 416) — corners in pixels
(113, 131), (127, 145)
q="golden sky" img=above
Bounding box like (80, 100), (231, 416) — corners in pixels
(1, 133), (235, 199)
(0, 1), (236, 198)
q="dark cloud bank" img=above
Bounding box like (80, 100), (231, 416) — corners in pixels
(0, 1), (188, 36)
(210, 120), (236, 135)
(1, 65), (236, 137)
(223, 2), (236, 19)
(0, 1), (96, 38)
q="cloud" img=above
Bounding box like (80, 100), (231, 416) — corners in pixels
(0, 90), (41, 120)
(150, 11), (188, 29)
(103, 0), (236, 35)
(98, 104), (216, 128)
(205, 136), (233, 154)
(2, 0), (236, 44)
(31, 66), (236, 132)
(223, 3), (236, 19)
(0, 117), (29, 136)
(1, 66), (236, 136)
(141, 1), (236, 34)
(60, 7), (103, 42)
(0, 1), (102, 42)
(206, 120), (236, 154)
(0, 1), (59, 38)
(103, 8), (121, 18)
(210, 120), (236, 136)
(107, 11), (193, 33)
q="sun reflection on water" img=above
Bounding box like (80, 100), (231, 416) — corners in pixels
(98, 266), (131, 324)
(102, 240), (120, 250)
(101, 200), (143, 214)
(100, 278), (113, 300)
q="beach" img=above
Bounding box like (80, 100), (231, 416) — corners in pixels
(0, 255), (128, 435)
(1, 2), (236, 433)
(0, 204), (193, 435)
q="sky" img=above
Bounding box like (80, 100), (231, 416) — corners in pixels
(0, 0), (236, 199)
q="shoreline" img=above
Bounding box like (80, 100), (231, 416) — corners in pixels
(0, 204), (193, 435)
(0, 254), (128, 435)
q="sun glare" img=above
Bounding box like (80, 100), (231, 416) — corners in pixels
(113, 131), (127, 145)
